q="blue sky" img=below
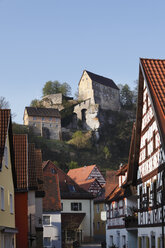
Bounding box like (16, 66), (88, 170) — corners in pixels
(0, 0), (165, 124)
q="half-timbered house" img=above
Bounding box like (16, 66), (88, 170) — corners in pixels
(106, 124), (138, 248)
(131, 58), (165, 248)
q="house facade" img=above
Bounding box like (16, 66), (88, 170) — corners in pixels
(0, 109), (17, 248)
(132, 58), (165, 248)
(43, 161), (94, 246)
(14, 135), (44, 248)
(13, 134), (29, 248)
(43, 160), (62, 248)
(106, 164), (138, 248)
(23, 107), (61, 140)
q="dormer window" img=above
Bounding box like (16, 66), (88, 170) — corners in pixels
(68, 185), (76, 192)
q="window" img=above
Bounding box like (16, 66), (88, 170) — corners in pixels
(110, 236), (113, 246)
(0, 187), (5, 210)
(153, 131), (156, 152)
(44, 237), (51, 247)
(145, 139), (148, 158)
(42, 117), (45, 121)
(146, 185), (150, 207)
(61, 203), (63, 211)
(153, 181), (157, 206)
(43, 216), (50, 225)
(71, 203), (82, 211)
(4, 146), (8, 167)
(140, 186), (143, 209)
(68, 185), (76, 192)
(33, 117), (36, 120)
(10, 193), (13, 214)
(122, 235), (126, 247)
(146, 94), (149, 111)
(49, 117), (52, 121)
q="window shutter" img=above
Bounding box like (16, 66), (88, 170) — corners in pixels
(146, 236), (149, 248)
(138, 237), (142, 248)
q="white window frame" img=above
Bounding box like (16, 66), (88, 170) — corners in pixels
(71, 202), (82, 211)
(0, 187), (5, 211)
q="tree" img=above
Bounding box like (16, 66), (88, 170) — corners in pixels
(119, 84), (134, 109)
(0, 96), (9, 109)
(30, 99), (44, 107)
(42, 80), (71, 97)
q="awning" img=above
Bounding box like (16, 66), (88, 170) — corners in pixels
(61, 213), (85, 229)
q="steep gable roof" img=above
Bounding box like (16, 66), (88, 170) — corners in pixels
(140, 58), (165, 146)
(132, 58), (165, 184)
(25, 107), (60, 118)
(0, 109), (16, 187)
(67, 165), (97, 183)
(85, 70), (119, 90)
(28, 143), (38, 190)
(43, 161), (93, 199)
(105, 170), (118, 199)
(0, 109), (11, 168)
(13, 134), (28, 191)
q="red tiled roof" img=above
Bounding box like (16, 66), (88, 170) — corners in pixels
(78, 178), (99, 191)
(106, 184), (125, 202)
(67, 165), (96, 183)
(105, 170), (118, 199)
(28, 144), (38, 190)
(25, 107), (60, 118)
(13, 135), (28, 191)
(43, 161), (61, 212)
(140, 58), (165, 146)
(0, 109), (10, 168)
(43, 161), (93, 199)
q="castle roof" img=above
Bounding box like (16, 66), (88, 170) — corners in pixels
(25, 107), (60, 118)
(85, 70), (119, 90)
